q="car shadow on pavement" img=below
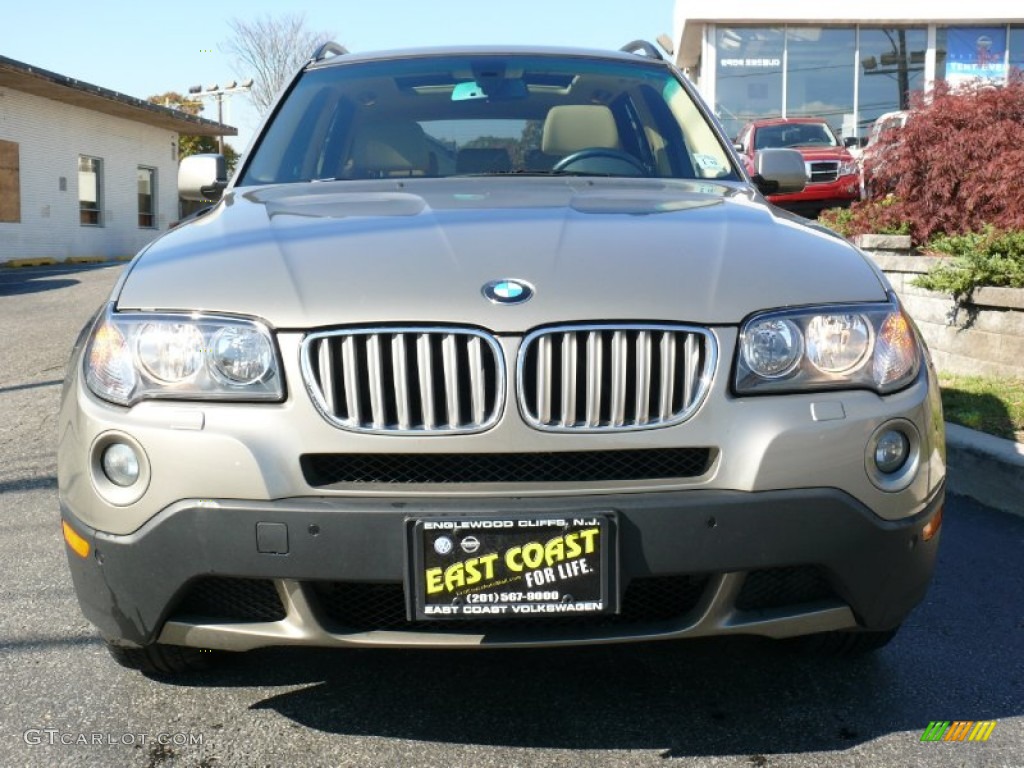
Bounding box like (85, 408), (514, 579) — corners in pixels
(155, 495), (1024, 758)
(0, 263), (117, 297)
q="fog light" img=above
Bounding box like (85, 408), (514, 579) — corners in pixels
(102, 443), (140, 487)
(874, 429), (910, 474)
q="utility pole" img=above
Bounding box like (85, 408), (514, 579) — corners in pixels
(187, 79), (253, 154)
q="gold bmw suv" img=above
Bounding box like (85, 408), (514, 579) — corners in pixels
(59, 41), (945, 675)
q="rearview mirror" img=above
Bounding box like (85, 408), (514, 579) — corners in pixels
(452, 79), (528, 102)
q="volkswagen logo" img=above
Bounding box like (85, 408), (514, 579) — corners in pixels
(483, 279), (534, 305)
(433, 536), (454, 556)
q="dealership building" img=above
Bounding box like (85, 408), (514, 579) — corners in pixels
(672, 2), (1024, 140)
(0, 56), (233, 265)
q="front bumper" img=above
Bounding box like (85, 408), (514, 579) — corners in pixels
(769, 175), (860, 215)
(63, 483), (943, 650)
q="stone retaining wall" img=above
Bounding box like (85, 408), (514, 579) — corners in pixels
(856, 235), (1024, 379)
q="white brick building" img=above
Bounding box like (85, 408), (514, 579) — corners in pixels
(0, 56), (234, 264)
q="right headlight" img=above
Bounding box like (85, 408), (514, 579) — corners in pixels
(735, 301), (920, 395)
(84, 308), (283, 406)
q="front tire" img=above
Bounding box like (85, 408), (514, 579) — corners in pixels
(796, 626), (900, 655)
(105, 641), (222, 675)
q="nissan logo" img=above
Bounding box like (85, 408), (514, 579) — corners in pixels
(482, 279), (534, 305)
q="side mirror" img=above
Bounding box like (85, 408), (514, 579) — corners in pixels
(178, 154), (227, 203)
(752, 148), (806, 195)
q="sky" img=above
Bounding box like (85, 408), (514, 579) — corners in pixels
(1, 0), (675, 150)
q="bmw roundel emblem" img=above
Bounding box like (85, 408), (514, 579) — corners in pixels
(483, 279), (534, 305)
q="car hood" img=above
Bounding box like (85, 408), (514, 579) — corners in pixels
(117, 178), (887, 332)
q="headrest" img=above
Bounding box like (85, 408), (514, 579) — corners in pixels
(541, 105), (620, 156)
(352, 122), (430, 171)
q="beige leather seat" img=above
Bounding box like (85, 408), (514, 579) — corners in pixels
(350, 122), (434, 177)
(541, 105), (620, 157)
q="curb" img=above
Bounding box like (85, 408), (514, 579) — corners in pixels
(64, 256), (116, 265)
(2, 256), (132, 268)
(4, 257), (58, 268)
(944, 423), (1024, 517)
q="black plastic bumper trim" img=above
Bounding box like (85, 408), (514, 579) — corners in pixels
(61, 484), (943, 646)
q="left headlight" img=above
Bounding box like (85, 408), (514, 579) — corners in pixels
(84, 309), (283, 405)
(838, 160), (859, 177)
(735, 301), (920, 395)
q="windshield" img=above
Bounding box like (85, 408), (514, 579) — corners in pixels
(753, 122), (838, 150)
(239, 54), (739, 185)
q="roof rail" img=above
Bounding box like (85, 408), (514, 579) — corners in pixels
(619, 40), (664, 61)
(310, 41), (350, 64)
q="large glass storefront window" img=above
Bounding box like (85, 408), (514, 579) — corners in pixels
(858, 28), (927, 133)
(1007, 26), (1024, 76)
(715, 26), (783, 139)
(785, 27), (855, 136)
(715, 25), (926, 140)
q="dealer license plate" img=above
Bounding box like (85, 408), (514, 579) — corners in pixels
(408, 515), (613, 620)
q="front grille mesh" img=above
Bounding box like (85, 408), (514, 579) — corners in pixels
(301, 447), (713, 486)
(302, 327), (503, 434)
(171, 577), (286, 622)
(735, 566), (836, 611)
(519, 324), (715, 431)
(312, 575), (709, 632)
(807, 161), (840, 183)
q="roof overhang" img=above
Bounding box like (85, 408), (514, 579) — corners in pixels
(0, 56), (236, 137)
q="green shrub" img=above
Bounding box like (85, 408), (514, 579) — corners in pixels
(913, 226), (1024, 299)
(818, 197), (909, 239)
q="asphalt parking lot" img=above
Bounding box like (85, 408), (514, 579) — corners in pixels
(0, 263), (1021, 768)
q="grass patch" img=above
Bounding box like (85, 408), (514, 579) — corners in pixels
(939, 373), (1024, 442)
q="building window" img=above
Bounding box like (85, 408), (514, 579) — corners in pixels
(78, 156), (103, 226)
(0, 139), (19, 223)
(715, 25), (928, 140)
(858, 28), (927, 133)
(715, 26), (785, 139)
(786, 26), (856, 137)
(137, 166), (156, 228)
(1012, 26), (1024, 76)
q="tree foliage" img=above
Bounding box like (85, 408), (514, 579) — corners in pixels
(149, 91), (203, 116)
(147, 92), (240, 173)
(855, 74), (1024, 244)
(220, 13), (334, 115)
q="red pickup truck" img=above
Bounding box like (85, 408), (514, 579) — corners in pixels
(735, 117), (860, 217)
